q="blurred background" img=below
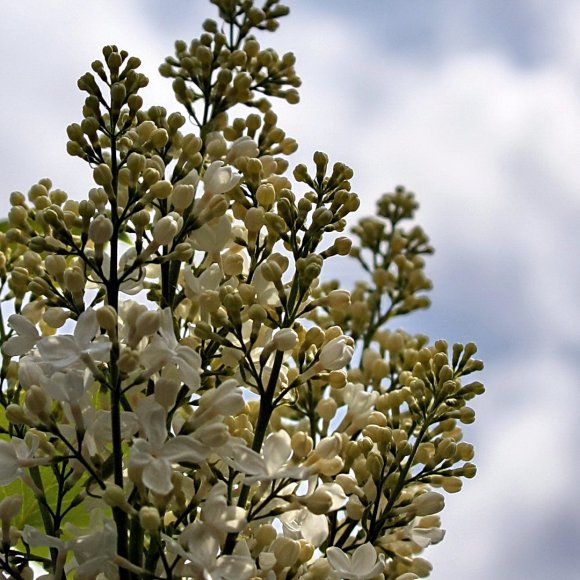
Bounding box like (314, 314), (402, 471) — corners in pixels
(2, 1), (580, 578)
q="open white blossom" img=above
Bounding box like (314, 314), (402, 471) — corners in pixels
(326, 543), (386, 580)
(202, 160), (242, 196)
(0, 436), (50, 485)
(130, 400), (208, 495)
(36, 308), (110, 370)
(229, 430), (308, 484)
(164, 522), (255, 580)
(2, 314), (40, 357)
(143, 308), (202, 390)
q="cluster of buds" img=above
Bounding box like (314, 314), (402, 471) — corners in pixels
(0, 2), (483, 579)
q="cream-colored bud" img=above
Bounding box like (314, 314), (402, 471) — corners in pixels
(345, 495), (365, 520)
(256, 183), (276, 208)
(135, 310), (161, 337)
(89, 215), (114, 244)
(291, 431), (313, 458)
(413, 491), (445, 516)
(442, 476), (463, 493)
(149, 180), (173, 200)
(316, 398), (337, 422)
(302, 489), (333, 515)
(139, 506), (161, 532)
(328, 369), (347, 389)
(244, 206), (265, 232)
(96, 305), (118, 331)
(171, 184), (195, 210)
(25, 385), (50, 420)
(271, 537), (300, 568)
(153, 215), (179, 245)
(5, 404), (26, 425)
(43, 307), (69, 329)
(223, 253), (244, 276)
(103, 484), (134, 513)
(255, 523), (277, 548)
(273, 328), (298, 351)
(0, 496), (22, 522)
(150, 128), (169, 149)
(63, 268), (85, 293)
(143, 167), (160, 187)
(118, 349), (140, 374)
(93, 164), (113, 187)
(318, 456), (343, 476)
(327, 289), (350, 310)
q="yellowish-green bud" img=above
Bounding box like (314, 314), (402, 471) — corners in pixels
(149, 180), (173, 200)
(93, 164), (113, 187)
(139, 506), (161, 532)
(271, 537), (300, 567)
(96, 305), (117, 332)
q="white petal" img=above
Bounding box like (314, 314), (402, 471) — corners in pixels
(351, 543), (379, 575)
(262, 430), (292, 474)
(74, 309), (98, 347)
(7, 315), (39, 338)
(2, 335), (37, 357)
(142, 457), (173, 495)
(326, 547), (352, 575)
(163, 436), (207, 463)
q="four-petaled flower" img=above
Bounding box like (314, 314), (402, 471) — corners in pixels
(36, 309), (111, 370)
(2, 314), (40, 357)
(130, 401), (208, 495)
(326, 543), (386, 580)
(229, 430), (307, 484)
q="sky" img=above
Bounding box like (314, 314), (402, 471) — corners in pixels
(2, 1), (580, 578)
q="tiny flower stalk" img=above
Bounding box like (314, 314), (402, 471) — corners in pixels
(0, 2), (484, 579)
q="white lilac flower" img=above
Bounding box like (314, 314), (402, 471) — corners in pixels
(165, 522), (255, 580)
(43, 369), (90, 402)
(0, 436), (51, 485)
(326, 543), (386, 580)
(183, 262), (223, 299)
(201, 481), (247, 535)
(63, 512), (122, 580)
(341, 382), (380, 433)
(130, 400), (208, 495)
(190, 214), (232, 254)
(280, 508), (329, 547)
(203, 160), (242, 196)
(230, 430), (307, 484)
(36, 308), (110, 370)
(2, 314), (40, 357)
(226, 136), (259, 163)
(319, 335), (355, 371)
(143, 308), (202, 390)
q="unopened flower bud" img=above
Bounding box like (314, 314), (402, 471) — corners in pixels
(171, 184), (195, 210)
(153, 215), (179, 246)
(291, 431), (313, 458)
(139, 506), (161, 532)
(302, 488), (333, 515)
(327, 290), (350, 310)
(271, 537), (300, 568)
(149, 180), (173, 200)
(89, 215), (114, 244)
(93, 164), (113, 187)
(413, 491), (445, 516)
(273, 328), (298, 351)
(97, 305), (118, 331)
